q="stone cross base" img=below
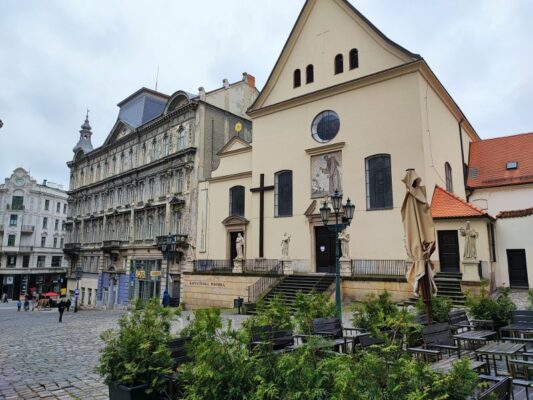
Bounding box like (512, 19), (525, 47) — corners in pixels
(233, 258), (243, 274)
(462, 260), (480, 281)
(282, 259), (293, 275)
(340, 259), (351, 277)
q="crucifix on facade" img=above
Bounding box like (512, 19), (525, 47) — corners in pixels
(250, 173), (274, 258)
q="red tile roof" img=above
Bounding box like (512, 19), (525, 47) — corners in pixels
(431, 186), (493, 220)
(497, 207), (533, 219)
(467, 132), (533, 188)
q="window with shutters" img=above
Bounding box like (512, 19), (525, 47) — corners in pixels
(275, 170), (293, 217)
(229, 186), (245, 217)
(365, 154), (393, 210)
(445, 162), (453, 193)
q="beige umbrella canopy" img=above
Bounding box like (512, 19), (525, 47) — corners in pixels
(401, 169), (437, 316)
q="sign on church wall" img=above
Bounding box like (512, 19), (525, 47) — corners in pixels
(310, 151), (342, 198)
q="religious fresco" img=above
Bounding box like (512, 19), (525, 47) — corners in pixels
(310, 151), (342, 198)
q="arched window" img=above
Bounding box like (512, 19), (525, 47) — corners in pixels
(129, 149), (134, 169)
(334, 54), (343, 74)
(293, 69), (301, 88)
(349, 48), (359, 70)
(162, 135), (169, 156)
(119, 153), (124, 173)
(365, 154), (393, 210)
(177, 127), (186, 150)
(151, 139), (157, 160)
(275, 170), (293, 217)
(306, 64), (314, 84)
(445, 162), (453, 193)
(96, 164), (101, 181)
(229, 186), (245, 217)
(141, 143), (147, 164)
(112, 156), (116, 174)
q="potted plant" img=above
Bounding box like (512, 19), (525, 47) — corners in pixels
(96, 298), (179, 400)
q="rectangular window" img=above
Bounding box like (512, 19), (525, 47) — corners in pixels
(23, 255), (30, 268)
(177, 170), (184, 193)
(55, 219), (59, 230)
(56, 202), (61, 213)
(45, 199), (50, 210)
(63, 203), (67, 214)
(9, 214), (17, 226)
(7, 234), (16, 246)
(41, 236), (46, 247)
(51, 256), (62, 267)
(7, 255), (17, 267)
(53, 238), (58, 248)
(11, 196), (23, 210)
(365, 154), (393, 210)
(42, 217), (48, 229)
(37, 256), (45, 268)
(60, 238), (64, 248)
(275, 171), (293, 217)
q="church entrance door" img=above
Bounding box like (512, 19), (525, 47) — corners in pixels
(437, 230), (460, 273)
(229, 231), (243, 265)
(315, 226), (336, 273)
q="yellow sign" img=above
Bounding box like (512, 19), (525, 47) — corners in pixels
(234, 122), (242, 133)
(150, 271), (161, 277)
(60, 288), (67, 295)
(135, 270), (146, 279)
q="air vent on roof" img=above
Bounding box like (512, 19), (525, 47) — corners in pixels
(469, 167), (478, 179)
(506, 161), (518, 170)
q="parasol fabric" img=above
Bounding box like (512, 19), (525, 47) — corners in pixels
(40, 292), (59, 297)
(401, 169), (437, 297)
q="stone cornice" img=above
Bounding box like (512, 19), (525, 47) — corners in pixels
(219, 147), (252, 158)
(305, 142), (345, 156)
(208, 171), (252, 183)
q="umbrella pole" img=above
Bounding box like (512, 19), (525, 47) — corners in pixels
(421, 261), (433, 325)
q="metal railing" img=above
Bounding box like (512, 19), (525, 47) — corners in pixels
(248, 275), (282, 303)
(243, 259), (283, 275)
(194, 259), (233, 273)
(351, 259), (407, 277)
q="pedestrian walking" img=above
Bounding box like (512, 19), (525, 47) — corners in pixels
(162, 290), (170, 308)
(17, 299), (22, 311)
(30, 298), (35, 311)
(65, 298), (71, 311)
(58, 300), (66, 323)
(24, 299), (29, 312)
(1, 293), (7, 303)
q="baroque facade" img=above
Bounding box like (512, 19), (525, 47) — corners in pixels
(0, 168), (68, 299)
(64, 74), (257, 308)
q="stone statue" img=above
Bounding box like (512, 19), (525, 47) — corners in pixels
(186, 237), (196, 261)
(281, 232), (291, 259)
(235, 233), (245, 259)
(339, 229), (350, 259)
(460, 221), (478, 260)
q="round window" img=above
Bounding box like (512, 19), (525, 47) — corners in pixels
(311, 111), (340, 143)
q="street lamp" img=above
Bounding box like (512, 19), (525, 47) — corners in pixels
(74, 264), (83, 312)
(320, 190), (355, 318)
(158, 233), (177, 304)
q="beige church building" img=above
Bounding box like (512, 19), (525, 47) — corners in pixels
(185, 0), (508, 308)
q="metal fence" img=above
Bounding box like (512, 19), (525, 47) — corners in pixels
(193, 259), (233, 273)
(351, 259), (407, 277)
(247, 275), (282, 303)
(243, 259), (283, 275)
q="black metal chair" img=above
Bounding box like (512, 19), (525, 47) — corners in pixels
(250, 325), (295, 354)
(448, 310), (494, 333)
(476, 377), (512, 400)
(408, 323), (461, 360)
(310, 317), (360, 353)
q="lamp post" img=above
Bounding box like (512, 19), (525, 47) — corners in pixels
(74, 264), (82, 312)
(320, 190), (355, 318)
(158, 233), (177, 303)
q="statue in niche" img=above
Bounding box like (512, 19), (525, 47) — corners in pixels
(186, 237), (196, 261)
(339, 229), (350, 259)
(235, 233), (245, 259)
(281, 232), (291, 259)
(460, 221), (478, 260)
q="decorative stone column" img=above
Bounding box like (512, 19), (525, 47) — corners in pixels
(233, 258), (243, 274)
(340, 258), (351, 278)
(462, 260), (480, 281)
(281, 258), (293, 275)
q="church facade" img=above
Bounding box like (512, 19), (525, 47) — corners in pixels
(191, 0), (497, 306)
(64, 74), (257, 308)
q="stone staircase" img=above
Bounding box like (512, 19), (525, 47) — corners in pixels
(253, 274), (335, 312)
(434, 272), (466, 306)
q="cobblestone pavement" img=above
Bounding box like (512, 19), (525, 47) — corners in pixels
(0, 303), (126, 400)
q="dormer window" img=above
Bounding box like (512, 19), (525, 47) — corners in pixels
(506, 161), (518, 170)
(334, 54), (343, 74)
(349, 48), (359, 70)
(306, 65), (314, 84)
(293, 69), (301, 88)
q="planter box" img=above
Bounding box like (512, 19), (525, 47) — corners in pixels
(108, 383), (159, 400)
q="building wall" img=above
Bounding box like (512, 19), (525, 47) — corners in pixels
(469, 184), (533, 216)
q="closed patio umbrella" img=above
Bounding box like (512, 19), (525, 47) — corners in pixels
(401, 169), (437, 324)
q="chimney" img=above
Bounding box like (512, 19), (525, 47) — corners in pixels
(243, 72), (255, 89)
(43, 179), (47, 186)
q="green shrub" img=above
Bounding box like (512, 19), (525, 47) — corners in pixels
(293, 291), (336, 334)
(244, 293), (293, 332)
(416, 296), (453, 323)
(528, 290), (533, 310)
(96, 298), (179, 393)
(466, 286), (516, 328)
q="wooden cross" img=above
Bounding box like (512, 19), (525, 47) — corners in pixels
(250, 174), (274, 258)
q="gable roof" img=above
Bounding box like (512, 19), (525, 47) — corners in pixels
(248, 0), (420, 113)
(467, 132), (533, 189)
(217, 136), (251, 156)
(431, 186), (493, 220)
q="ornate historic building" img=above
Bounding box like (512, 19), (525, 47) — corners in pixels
(0, 168), (68, 299)
(64, 74), (257, 307)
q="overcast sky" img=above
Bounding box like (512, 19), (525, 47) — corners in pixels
(1, 0), (531, 187)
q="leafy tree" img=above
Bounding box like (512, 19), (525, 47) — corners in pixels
(416, 296), (453, 323)
(244, 294), (293, 332)
(466, 286), (516, 329)
(293, 291), (336, 334)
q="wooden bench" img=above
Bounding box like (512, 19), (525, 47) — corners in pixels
(448, 310), (494, 333)
(250, 325), (295, 354)
(476, 376), (512, 400)
(408, 323), (461, 360)
(500, 310), (533, 338)
(509, 356), (533, 398)
(310, 317), (360, 353)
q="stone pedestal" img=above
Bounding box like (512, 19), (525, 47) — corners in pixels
(340, 258), (351, 277)
(462, 260), (480, 281)
(281, 259), (293, 275)
(233, 258), (243, 274)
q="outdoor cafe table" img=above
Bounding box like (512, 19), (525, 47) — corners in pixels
(453, 330), (497, 350)
(475, 342), (525, 376)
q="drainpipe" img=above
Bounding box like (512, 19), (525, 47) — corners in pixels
(457, 118), (468, 197)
